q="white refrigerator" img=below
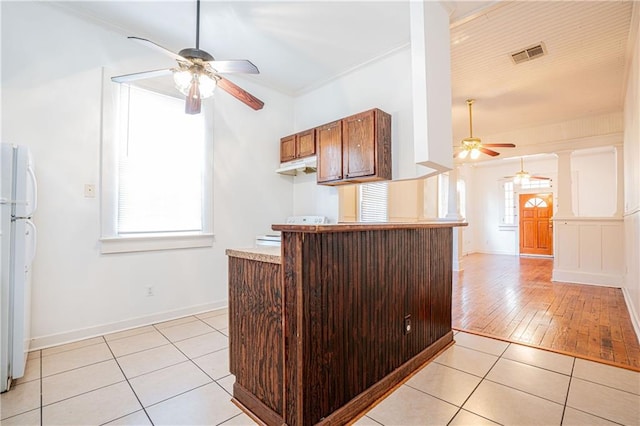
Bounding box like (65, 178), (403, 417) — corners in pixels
(0, 143), (37, 393)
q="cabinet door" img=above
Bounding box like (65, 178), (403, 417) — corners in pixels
(343, 110), (375, 179)
(316, 121), (343, 183)
(280, 135), (296, 163)
(296, 129), (316, 158)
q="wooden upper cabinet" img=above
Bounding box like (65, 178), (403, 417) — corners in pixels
(343, 110), (376, 179)
(318, 108), (391, 185)
(316, 120), (343, 183)
(279, 108), (391, 184)
(280, 135), (296, 163)
(296, 129), (316, 158)
(280, 129), (316, 163)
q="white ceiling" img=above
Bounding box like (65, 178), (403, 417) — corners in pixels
(450, 1), (633, 147)
(51, 0), (635, 154)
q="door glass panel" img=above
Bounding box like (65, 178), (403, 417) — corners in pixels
(524, 197), (547, 208)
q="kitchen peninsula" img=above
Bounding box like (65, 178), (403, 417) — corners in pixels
(226, 222), (466, 425)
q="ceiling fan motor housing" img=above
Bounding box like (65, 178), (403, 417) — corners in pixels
(178, 48), (214, 62)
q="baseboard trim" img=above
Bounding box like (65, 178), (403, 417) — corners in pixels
(552, 269), (623, 287)
(476, 249), (517, 256)
(29, 300), (227, 350)
(452, 257), (464, 272)
(622, 287), (640, 342)
(319, 332), (454, 425)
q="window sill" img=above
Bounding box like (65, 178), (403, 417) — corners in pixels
(100, 233), (214, 254)
(498, 224), (517, 230)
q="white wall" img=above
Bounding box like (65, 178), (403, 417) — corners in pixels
(571, 148), (617, 217)
(1, 2), (294, 347)
(623, 4), (640, 335)
(291, 47), (415, 222)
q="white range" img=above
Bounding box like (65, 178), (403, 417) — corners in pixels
(256, 215), (327, 247)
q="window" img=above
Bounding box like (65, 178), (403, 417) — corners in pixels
(359, 182), (388, 222)
(524, 197), (548, 208)
(503, 181), (515, 225)
(101, 79), (213, 253)
(519, 179), (552, 190)
(117, 85), (204, 234)
(457, 178), (466, 218)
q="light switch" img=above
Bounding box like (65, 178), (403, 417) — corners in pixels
(84, 184), (96, 198)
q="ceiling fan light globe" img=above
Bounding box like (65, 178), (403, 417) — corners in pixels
(198, 74), (217, 99)
(173, 70), (217, 100)
(173, 70), (193, 96)
(458, 149), (469, 159)
(470, 148), (481, 160)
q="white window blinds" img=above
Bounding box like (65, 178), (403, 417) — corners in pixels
(117, 85), (205, 234)
(359, 182), (388, 222)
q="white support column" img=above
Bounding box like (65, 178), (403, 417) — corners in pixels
(409, 0), (453, 177)
(452, 228), (464, 272)
(446, 167), (464, 221)
(614, 144), (624, 217)
(555, 151), (575, 218)
(444, 167), (464, 271)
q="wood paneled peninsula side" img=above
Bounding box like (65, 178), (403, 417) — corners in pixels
(226, 222), (466, 425)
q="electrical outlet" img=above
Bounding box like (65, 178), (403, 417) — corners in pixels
(84, 184), (96, 198)
(146, 285), (154, 296)
(404, 314), (412, 334)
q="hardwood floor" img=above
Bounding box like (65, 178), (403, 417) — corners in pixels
(452, 253), (640, 371)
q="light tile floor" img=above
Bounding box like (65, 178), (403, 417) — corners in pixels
(2, 309), (639, 425)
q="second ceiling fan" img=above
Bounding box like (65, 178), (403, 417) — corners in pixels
(455, 99), (515, 159)
(506, 158), (551, 184)
(111, 0), (264, 114)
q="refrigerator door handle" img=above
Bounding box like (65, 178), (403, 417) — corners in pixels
(24, 219), (37, 267)
(26, 166), (37, 216)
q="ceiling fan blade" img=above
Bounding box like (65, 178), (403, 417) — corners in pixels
(207, 60), (259, 74)
(128, 36), (187, 62)
(483, 143), (516, 148)
(216, 77), (264, 110)
(531, 176), (551, 180)
(479, 147), (500, 157)
(111, 68), (172, 83)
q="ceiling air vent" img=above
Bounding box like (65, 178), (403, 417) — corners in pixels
(510, 43), (546, 64)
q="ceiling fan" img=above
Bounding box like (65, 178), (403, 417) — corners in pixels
(506, 158), (551, 184)
(455, 99), (516, 159)
(111, 0), (264, 115)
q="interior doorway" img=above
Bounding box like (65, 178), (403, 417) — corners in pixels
(519, 192), (553, 256)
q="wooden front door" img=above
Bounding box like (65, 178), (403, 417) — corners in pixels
(519, 193), (553, 256)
